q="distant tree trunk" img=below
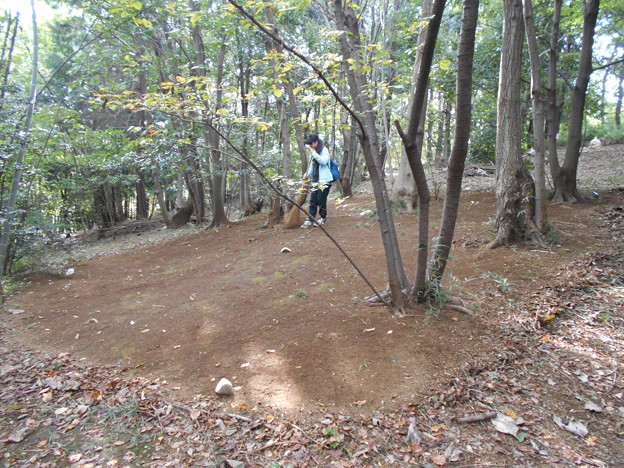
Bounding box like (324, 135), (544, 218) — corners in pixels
(391, 0), (432, 211)
(237, 55), (256, 215)
(615, 72), (622, 128)
(488, 0), (542, 249)
(0, 14), (19, 109)
(136, 170), (149, 219)
(339, 113), (357, 197)
(264, 5), (308, 173)
(427, 0), (478, 283)
(553, 0), (600, 203)
(443, 100), (452, 163)
(523, 0), (548, 232)
(0, 5), (35, 283)
(547, 0), (562, 188)
(182, 141), (206, 221)
(194, 24), (229, 227)
(152, 167), (172, 226)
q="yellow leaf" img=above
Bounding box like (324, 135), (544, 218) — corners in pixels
(585, 435), (598, 446)
(504, 408), (517, 419)
(239, 402), (249, 409)
(175, 76), (186, 83)
(431, 423), (448, 432)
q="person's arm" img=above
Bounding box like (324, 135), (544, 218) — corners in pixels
(310, 146), (330, 166)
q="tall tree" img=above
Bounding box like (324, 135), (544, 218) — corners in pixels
(522, 0), (547, 232)
(553, 0), (600, 202)
(427, 0), (479, 283)
(0, 1), (37, 286)
(487, 0), (542, 249)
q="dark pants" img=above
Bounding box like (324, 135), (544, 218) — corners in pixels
(309, 184), (331, 220)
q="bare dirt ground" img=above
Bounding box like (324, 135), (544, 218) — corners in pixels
(1, 145), (623, 467)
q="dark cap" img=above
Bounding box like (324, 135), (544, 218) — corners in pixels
(304, 133), (319, 145)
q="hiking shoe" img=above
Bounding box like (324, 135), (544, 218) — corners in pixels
(317, 217), (327, 226)
(301, 219), (313, 229)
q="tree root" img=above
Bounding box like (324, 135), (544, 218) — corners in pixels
(446, 296), (474, 316)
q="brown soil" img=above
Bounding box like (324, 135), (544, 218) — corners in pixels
(3, 187), (619, 414)
(2, 146), (623, 466)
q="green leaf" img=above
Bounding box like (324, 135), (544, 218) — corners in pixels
(273, 88), (283, 98)
(516, 432), (529, 442)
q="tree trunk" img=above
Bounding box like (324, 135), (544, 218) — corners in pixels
(554, 0), (600, 203)
(616, 72), (623, 128)
(395, 0), (446, 299)
(427, 0), (479, 283)
(264, 5), (308, 173)
(136, 169), (149, 219)
(0, 14), (18, 110)
(152, 167), (172, 226)
(523, 0), (548, 232)
(0, 3), (36, 282)
(488, 0), (541, 249)
(194, 24), (229, 227)
(334, 0), (408, 306)
(391, 0), (433, 211)
(546, 0), (562, 190)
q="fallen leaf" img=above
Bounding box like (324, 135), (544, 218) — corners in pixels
(431, 423), (448, 433)
(113, 440), (126, 446)
(585, 435), (598, 446)
(584, 401), (603, 412)
(68, 453), (82, 463)
(190, 409), (201, 420)
(432, 453), (446, 466)
(492, 413), (519, 436)
(354, 400), (367, 406)
(504, 408), (518, 419)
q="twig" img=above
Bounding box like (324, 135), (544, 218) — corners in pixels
(447, 304), (475, 316)
(457, 411), (497, 423)
(288, 422), (327, 447)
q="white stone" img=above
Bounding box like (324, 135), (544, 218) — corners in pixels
(65, 268), (75, 276)
(215, 378), (234, 396)
(589, 137), (602, 148)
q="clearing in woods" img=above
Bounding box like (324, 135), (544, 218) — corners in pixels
(2, 144), (623, 465)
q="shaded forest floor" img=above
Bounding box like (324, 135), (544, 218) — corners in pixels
(1, 145), (623, 466)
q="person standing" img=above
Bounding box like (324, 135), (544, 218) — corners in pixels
(302, 134), (332, 228)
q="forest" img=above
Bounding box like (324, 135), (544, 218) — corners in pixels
(0, 0), (622, 300)
(0, 0), (624, 466)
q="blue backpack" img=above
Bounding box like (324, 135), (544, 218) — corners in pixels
(329, 158), (340, 182)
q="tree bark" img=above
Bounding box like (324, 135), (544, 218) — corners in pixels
(554, 0), (600, 203)
(391, 0), (433, 211)
(264, 6), (308, 173)
(546, 0), (562, 190)
(488, 0), (541, 249)
(0, 4), (36, 281)
(333, 0), (408, 306)
(427, 0), (479, 283)
(523, 0), (548, 232)
(395, 0), (446, 299)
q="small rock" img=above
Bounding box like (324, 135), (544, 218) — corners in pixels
(7, 309), (25, 315)
(65, 268), (75, 276)
(215, 378), (234, 396)
(589, 137), (602, 148)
